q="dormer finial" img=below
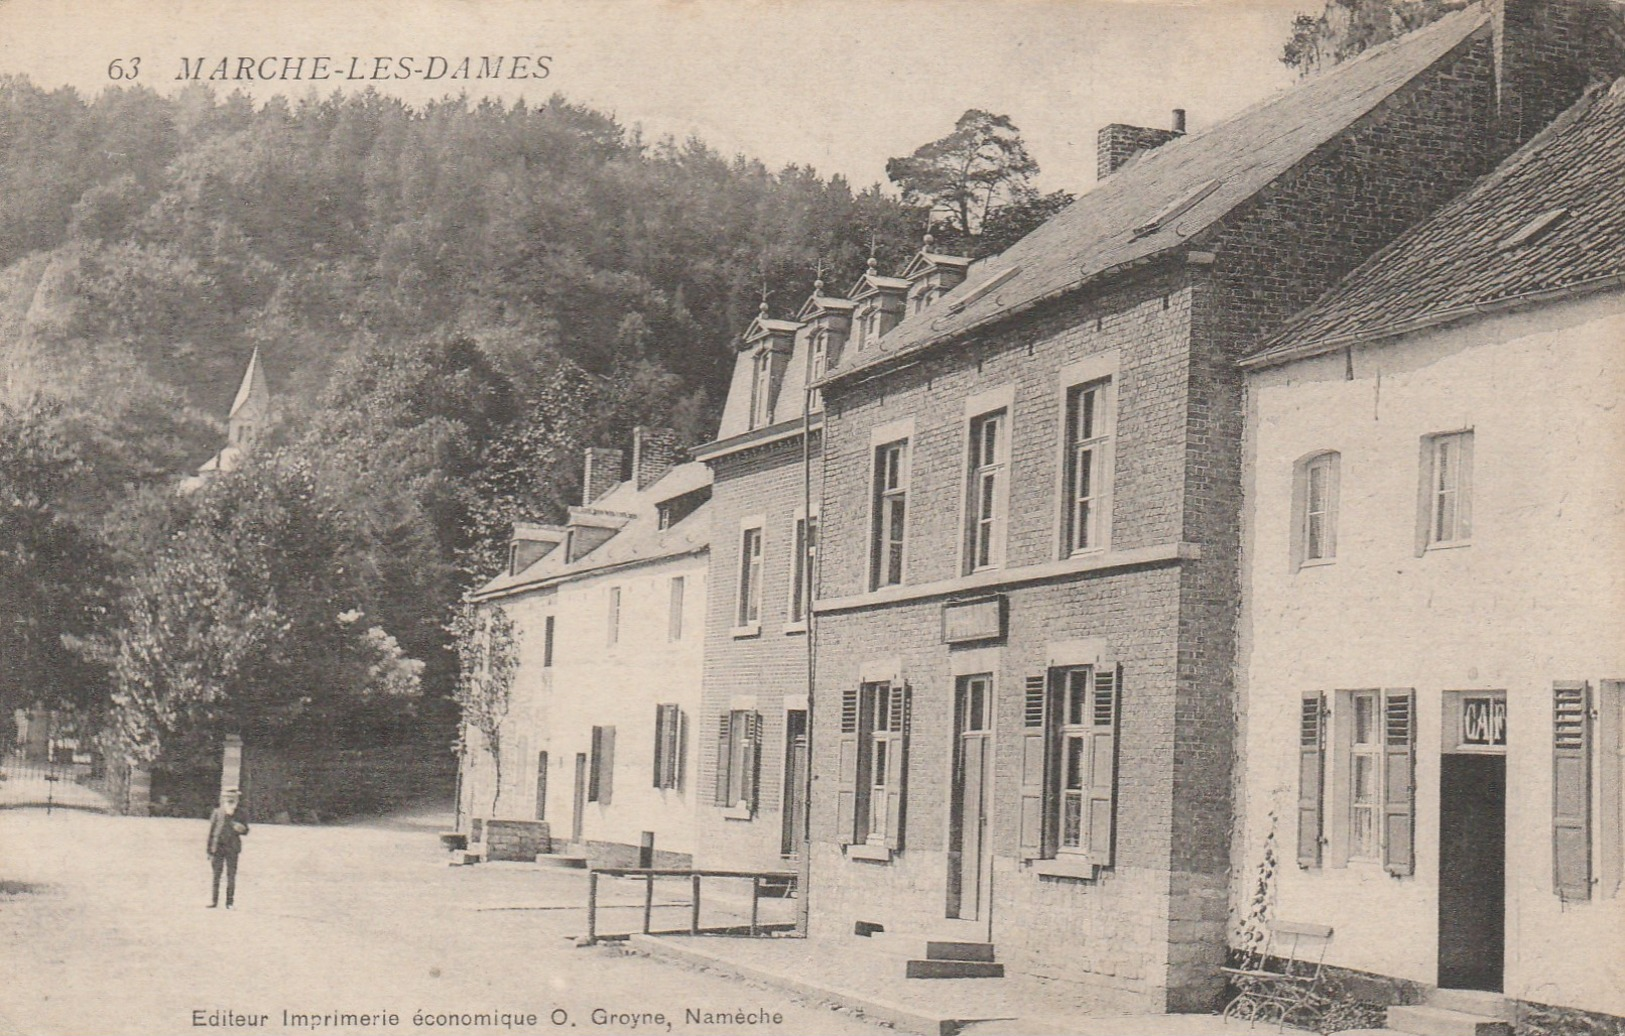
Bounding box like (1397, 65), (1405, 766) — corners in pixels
(923, 232), (935, 250)
(813, 257), (826, 296)
(759, 300), (770, 318)
(866, 256), (878, 274)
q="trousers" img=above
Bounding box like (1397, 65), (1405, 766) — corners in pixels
(210, 852), (239, 906)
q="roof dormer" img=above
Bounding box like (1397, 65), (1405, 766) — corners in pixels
(796, 277), (856, 392)
(846, 257), (910, 354)
(900, 235), (972, 316)
(508, 522), (569, 576)
(714, 303), (802, 439)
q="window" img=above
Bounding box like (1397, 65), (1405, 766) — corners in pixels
(1422, 431), (1473, 547)
(588, 725), (616, 804)
(750, 349), (774, 429)
(668, 577), (685, 641)
(1294, 452), (1340, 566)
(836, 682), (910, 851)
(965, 410), (1008, 572)
(809, 335), (827, 411)
(543, 615), (556, 667)
(653, 703), (684, 790)
(1064, 380), (1113, 555)
(871, 441), (909, 588)
(737, 526), (763, 627)
(714, 709), (760, 814)
(1299, 689), (1414, 874)
(1018, 667), (1118, 866)
(789, 515), (818, 626)
(606, 587), (621, 646)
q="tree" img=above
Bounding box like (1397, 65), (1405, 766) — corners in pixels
(449, 603), (519, 814)
(1281, 0), (1463, 76)
(886, 110), (1040, 239)
(964, 189), (1075, 259)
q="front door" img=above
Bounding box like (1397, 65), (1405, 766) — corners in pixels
(535, 751), (548, 822)
(1438, 753), (1506, 991)
(572, 752), (588, 845)
(947, 674), (994, 920)
(781, 710), (809, 857)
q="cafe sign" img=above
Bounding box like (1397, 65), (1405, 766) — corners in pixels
(1461, 696), (1508, 747)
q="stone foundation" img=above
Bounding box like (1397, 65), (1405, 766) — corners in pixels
(483, 819), (551, 861)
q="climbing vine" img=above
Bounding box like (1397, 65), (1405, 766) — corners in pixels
(450, 603), (519, 813)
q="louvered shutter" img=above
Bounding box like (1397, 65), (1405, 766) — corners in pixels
(883, 686), (910, 851)
(1019, 674), (1049, 859)
(653, 705), (666, 788)
(836, 688), (860, 845)
(742, 711), (761, 812)
(588, 726), (603, 803)
(1298, 693), (1326, 868)
(1383, 690), (1416, 876)
(713, 712), (733, 807)
(597, 725), (615, 805)
(1553, 681), (1592, 900)
(1084, 666), (1119, 866)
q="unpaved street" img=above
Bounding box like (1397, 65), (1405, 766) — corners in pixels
(0, 809), (886, 1036)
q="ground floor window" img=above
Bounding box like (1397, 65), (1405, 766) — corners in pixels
(1019, 665), (1118, 866)
(714, 709), (759, 815)
(836, 682), (910, 851)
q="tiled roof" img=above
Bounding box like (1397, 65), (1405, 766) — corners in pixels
(1249, 78), (1625, 364)
(822, 3), (1489, 384)
(470, 462), (712, 600)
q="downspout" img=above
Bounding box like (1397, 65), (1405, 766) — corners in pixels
(797, 380), (816, 936)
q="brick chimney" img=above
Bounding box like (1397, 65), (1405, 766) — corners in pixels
(582, 447), (624, 505)
(1097, 109), (1188, 180)
(1492, 0), (1625, 161)
(631, 426), (681, 491)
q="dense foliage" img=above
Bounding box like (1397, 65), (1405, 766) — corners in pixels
(1281, 0), (1463, 75)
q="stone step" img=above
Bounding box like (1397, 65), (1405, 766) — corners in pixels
(904, 958), (1005, 979)
(925, 940), (997, 962)
(534, 852), (589, 869)
(1387, 1005), (1512, 1036)
(1427, 989), (1514, 1021)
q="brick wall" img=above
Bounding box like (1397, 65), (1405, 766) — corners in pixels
(483, 819), (551, 861)
(1097, 123), (1184, 179)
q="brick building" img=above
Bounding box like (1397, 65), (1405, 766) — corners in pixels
(463, 432), (711, 868)
(802, 0), (1614, 1011)
(1236, 78), (1625, 1026)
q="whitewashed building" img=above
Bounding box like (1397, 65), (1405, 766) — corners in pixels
(1236, 79), (1625, 1025)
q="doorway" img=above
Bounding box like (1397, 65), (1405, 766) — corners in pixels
(572, 752), (588, 845)
(1437, 753), (1506, 991)
(534, 751), (548, 822)
(781, 710), (809, 857)
(947, 674), (994, 921)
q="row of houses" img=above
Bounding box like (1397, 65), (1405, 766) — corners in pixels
(458, 0), (1625, 1023)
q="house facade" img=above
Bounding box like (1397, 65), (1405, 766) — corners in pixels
(803, 0), (1612, 1012)
(463, 433), (711, 868)
(1236, 77), (1625, 1021)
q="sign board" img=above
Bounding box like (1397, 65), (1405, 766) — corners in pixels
(1460, 696), (1508, 747)
(942, 596), (1005, 644)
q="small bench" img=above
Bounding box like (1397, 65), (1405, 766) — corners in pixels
(1221, 920), (1334, 1030)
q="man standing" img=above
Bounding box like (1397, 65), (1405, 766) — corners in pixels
(206, 787), (249, 909)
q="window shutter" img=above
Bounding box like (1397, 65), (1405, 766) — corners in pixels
(1019, 674), (1049, 859)
(1085, 666), (1119, 867)
(884, 686), (910, 850)
(653, 705), (666, 788)
(1383, 690), (1416, 876)
(1553, 681), (1592, 900)
(589, 726), (603, 803)
(597, 725), (615, 805)
(1298, 693), (1326, 868)
(714, 712), (733, 807)
(742, 712), (761, 812)
(837, 688), (860, 846)
(1600, 681), (1622, 899)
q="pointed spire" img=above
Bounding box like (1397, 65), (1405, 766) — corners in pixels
(229, 347), (269, 419)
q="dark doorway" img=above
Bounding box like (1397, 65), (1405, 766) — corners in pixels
(534, 751), (548, 822)
(781, 711), (809, 857)
(947, 674), (993, 921)
(572, 752), (588, 845)
(1438, 753), (1506, 991)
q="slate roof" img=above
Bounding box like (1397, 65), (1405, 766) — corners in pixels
(1248, 78), (1625, 365)
(821, 3), (1489, 384)
(470, 461), (712, 600)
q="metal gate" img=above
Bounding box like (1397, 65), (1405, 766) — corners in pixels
(1, 709), (124, 813)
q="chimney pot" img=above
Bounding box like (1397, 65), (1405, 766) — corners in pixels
(1172, 108), (1187, 133)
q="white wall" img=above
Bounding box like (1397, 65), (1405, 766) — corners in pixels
(1236, 290), (1625, 1014)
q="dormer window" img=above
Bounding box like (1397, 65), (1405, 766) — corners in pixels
(749, 349), (774, 428)
(809, 334), (827, 410)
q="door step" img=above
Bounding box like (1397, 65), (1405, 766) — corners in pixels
(925, 940), (996, 962)
(1426, 990), (1513, 1021)
(1386, 1005), (1511, 1036)
(534, 852), (589, 869)
(904, 958), (1005, 979)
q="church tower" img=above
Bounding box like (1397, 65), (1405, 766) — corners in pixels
(226, 347), (270, 450)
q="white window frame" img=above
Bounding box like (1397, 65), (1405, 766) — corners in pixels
(1420, 430), (1473, 550)
(871, 441), (910, 589)
(808, 333), (827, 412)
(786, 509), (818, 631)
(653, 703), (684, 790)
(606, 586), (621, 647)
(1292, 451), (1341, 569)
(961, 386), (1014, 575)
(1347, 691), (1381, 862)
(1055, 353), (1118, 560)
(668, 576), (685, 642)
(749, 348), (774, 429)
(735, 517), (765, 635)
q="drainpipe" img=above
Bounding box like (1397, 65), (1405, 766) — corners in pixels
(798, 381), (816, 936)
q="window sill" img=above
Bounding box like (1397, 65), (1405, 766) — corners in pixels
(731, 623), (762, 639)
(1030, 856), (1100, 881)
(721, 804), (754, 821)
(1296, 557), (1336, 571)
(1424, 539), (1472, 552)
(847, 842), (893, 862)
(782, 621), (808, 635)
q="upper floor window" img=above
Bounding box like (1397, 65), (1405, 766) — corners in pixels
(1423, 431), (1473, 547)
(966, 410), (1008, 572)
(1294, 451), (1341, 567)
(668, 576), (685, 641)
(789, 514), (818, 626)
(606, 587), (621, 646)
(737, 525), (764, 627)
(871, 441), (909, 589)
(809, 334), (827, 411)
(1064, 379), (1113, 555)
(543, 614), (556, 667)
(749, 350), (774, 429)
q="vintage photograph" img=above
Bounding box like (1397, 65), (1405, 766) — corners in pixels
(0, 0), (1620, 1033)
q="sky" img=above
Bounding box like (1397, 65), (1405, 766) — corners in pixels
(0, 0), (1309, 196)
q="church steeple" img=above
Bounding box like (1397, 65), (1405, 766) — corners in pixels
(226, 347), (270, 449)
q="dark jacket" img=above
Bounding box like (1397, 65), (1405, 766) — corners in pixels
(206, 806), (249, 856)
